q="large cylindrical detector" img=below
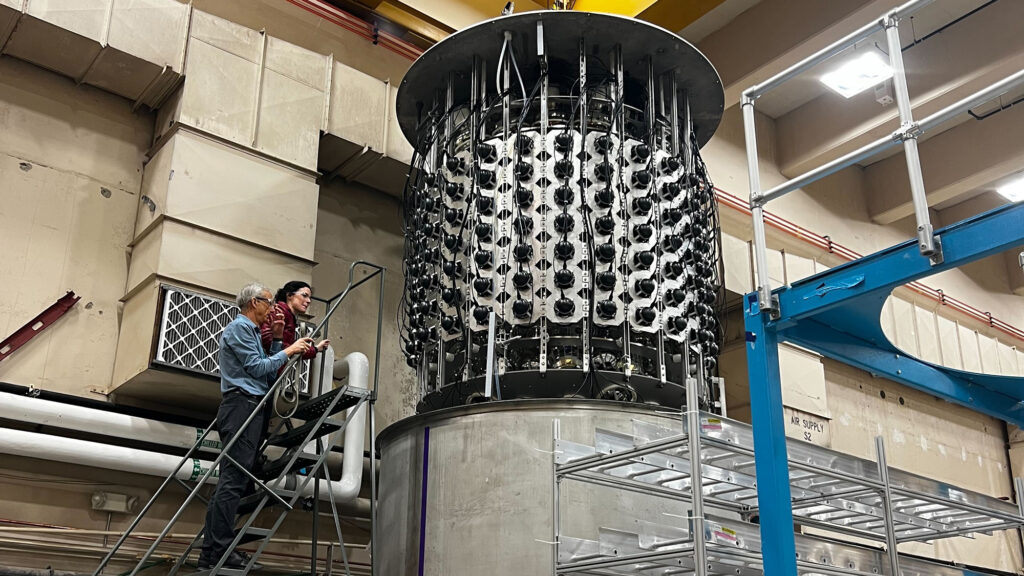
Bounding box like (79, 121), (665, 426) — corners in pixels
(396, 10), (725, 412)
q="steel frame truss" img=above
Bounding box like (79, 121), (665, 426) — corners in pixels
(552, 412), (1024, 576)
(737, 0), (1024, 573)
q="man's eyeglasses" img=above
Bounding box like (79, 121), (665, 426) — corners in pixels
(254, 297), (274, 306)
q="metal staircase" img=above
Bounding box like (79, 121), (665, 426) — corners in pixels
(172, 384), (368, 576)
(92, 261), (385, 576)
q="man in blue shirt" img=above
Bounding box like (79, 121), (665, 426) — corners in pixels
(200, 282), (312, 570)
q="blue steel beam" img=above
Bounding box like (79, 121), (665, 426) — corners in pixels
(775, 203), (1024, 325)
(783, 319), (1024, 429)
(743, 293), (798, 576)
(743, 203), (1024, 576)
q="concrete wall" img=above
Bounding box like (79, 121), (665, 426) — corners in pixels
(190, 0), (412, 84)
(0, 56), (151, 397)
(313, 179), (415, 432)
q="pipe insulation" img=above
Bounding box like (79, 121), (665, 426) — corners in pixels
(0, 352), (371, 505)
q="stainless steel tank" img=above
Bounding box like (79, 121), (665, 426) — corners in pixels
(377, 399), (688, 575)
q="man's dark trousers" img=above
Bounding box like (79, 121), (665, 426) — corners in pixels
(201, 390), (270, 563)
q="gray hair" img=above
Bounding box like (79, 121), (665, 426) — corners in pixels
(236, 282), (270, 310)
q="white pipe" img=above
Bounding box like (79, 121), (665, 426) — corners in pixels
(0, 350), (371, 504)
(329, 352), (369, 502)
(0, 390), (377, 476)
(0, 426), (368, 509)
(0, 391), (222, 451)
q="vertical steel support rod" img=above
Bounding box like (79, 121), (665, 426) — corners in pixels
(578, 38), (592, 373)
(686, 349), (708, 576)
(465, 56), (481, 382)
(1015, 476), (1024, 517)
(742, 97), (773, 313)
(650, 59), (666, 385)
(538, 24), (549, 376)
(884, 15), (940, 263)
(485, 311), (497, 398)
(312, 438), (320, 576)
(370, 269), (385, 576)
(1015, 476), (1024, 550)
(552, 418), (561, 575)
(743, 293), (797, 576)
(875, 436), (903, 575)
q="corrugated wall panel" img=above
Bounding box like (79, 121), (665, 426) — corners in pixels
(937, 314), (964, 369)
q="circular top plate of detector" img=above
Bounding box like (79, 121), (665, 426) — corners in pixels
(396, 11), (724, 150)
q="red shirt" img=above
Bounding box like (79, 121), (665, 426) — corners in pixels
(260, 301), (318, 361)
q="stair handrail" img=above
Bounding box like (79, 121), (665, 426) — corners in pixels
(92, 260), (385, 576)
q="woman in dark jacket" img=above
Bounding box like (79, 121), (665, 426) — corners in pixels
(260, 280), (330, 364)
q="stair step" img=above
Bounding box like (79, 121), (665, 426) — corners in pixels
(195, 527), (273, 546)
(237, 488), (297, 515)
(257, 449), (319, 480)
(266, 418), (343, 448)
(292, 386), (364, 421)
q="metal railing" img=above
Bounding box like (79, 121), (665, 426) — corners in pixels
(92, 260), (386, 576)
(742, 0), (1024, 313)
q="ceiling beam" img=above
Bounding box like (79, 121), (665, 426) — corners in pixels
(774, 0), (1024, 181)
(698, 0), (885, 109)
(864, 102), (1024, 225)
(571, 0), (658, 17)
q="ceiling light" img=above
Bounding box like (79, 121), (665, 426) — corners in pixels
(997, 175), (1024, 202)
(820, 51), (894, 98)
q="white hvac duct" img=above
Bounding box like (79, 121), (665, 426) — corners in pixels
(0, 351), (370, 504)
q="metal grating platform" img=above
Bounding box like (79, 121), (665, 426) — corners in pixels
(553, 412), (1024, 576)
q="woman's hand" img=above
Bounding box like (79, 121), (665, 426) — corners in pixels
(270, 307), (285, 339)
(285, 338), (313, 357)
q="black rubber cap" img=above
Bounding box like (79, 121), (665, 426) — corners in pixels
(512, 299), (532, 318)
(473, 306), (491, 323)
(555, 132), (574, 152)
(597, 299), (617, 319)
(554, 185), (574, 206)
(633, 251), (655, 268)
(632, 196), (653, 215)
(554, 241), (575, 261)
(474, 250), (493, 269)
(596, 242), (616, 262)
(595, 215), (616, 235)
(554, 268), (575, 289)
(630, 143), (651, 162)
(634, 278), (656, 297)
(513, 243), (533, 262)
(513, 271), (533, 289)
(635, 307), (657, 325)
(473, 277), (493, 296)
(554, 298), (576, 317)
(595, 271), (617, 290)
(554, 213), (574, 233)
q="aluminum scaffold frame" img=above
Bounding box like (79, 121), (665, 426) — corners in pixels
(551, 408), (1024, 576)
(740, 0), (1024, 574)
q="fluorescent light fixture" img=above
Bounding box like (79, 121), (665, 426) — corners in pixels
(997, 175), (1024, 202)
(820, 51), (894, 98)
